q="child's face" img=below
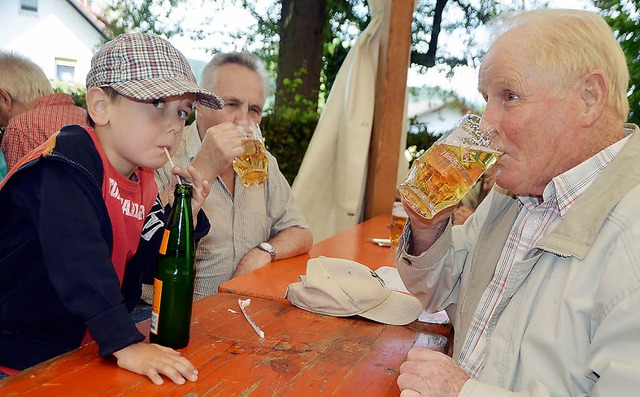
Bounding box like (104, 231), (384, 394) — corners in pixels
(100, 93), (195, 177)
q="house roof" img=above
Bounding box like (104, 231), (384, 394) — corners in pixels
(65, 0), (110, 40)
(407, 96), (472, 119)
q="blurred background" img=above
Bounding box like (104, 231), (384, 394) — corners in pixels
(1, 0), (636, 185)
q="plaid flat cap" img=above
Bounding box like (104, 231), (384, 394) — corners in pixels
(86, 32), (223, 109)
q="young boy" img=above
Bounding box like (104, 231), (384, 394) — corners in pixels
(0, 33), (222, 385)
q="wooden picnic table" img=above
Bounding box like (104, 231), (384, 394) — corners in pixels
(0, 215), (454, 395)
(0, 293), (449, 396)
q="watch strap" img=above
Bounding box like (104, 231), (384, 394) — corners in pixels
(258, 242), (276, 261)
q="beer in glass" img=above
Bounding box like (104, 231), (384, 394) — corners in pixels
(233, 124), (269, 186)
(390, 201), (408, 250)
(398, 114), (501, 219)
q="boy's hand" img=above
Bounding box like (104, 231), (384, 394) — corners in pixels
(112, 342), (198, 386)
(167, 165), (211, 224)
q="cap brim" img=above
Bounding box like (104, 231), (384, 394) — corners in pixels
(358, 291), (423, 326)
(110, 78), (223, 109)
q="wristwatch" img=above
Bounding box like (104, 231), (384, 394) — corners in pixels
(258, 242), (276, 261)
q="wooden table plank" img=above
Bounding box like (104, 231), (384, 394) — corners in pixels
(0, 293), (449, 396)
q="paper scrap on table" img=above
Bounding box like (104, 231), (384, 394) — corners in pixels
(374, 266), (450, 324)
(418, 310), (450, 324)
(374, 266), (409, 293)
(238, 298), (265, 338)
(368, 238), (391, 247)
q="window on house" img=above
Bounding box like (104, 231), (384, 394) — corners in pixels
(20, 0), (38, 12)
(55, 58), (76, 82)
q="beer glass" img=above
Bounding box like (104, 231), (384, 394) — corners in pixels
(232, 124), (269, 186)
(398, 114), (501, 219)
(390, 201), (408, 250)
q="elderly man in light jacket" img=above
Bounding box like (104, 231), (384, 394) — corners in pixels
(396, 9), (640, 397)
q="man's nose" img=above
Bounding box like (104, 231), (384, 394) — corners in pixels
(233, 106), (251, 125)
(481, 106), (496, 128)
(480, 106), (503, 150)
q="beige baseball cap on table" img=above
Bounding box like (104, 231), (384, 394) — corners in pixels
(285, 257), (423, 326)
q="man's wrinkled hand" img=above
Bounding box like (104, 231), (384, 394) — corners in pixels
(402, 202), (453, 255)
(397, 348), (469, 397)
(194, 122), (244, 180)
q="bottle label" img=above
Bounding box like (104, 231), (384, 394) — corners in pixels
(149, 278), (163, 335)
(159, 229), (171, 255)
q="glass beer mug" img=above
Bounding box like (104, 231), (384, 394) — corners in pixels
(233, 124), (269, 186)
(398, 114), (501, 219)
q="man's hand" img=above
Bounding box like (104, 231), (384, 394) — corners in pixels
(452, 205), (474, 226)
(397, 348), (469, 397)
(192, 122), (244, 182)
(403, 202), (453, 255)
(112, 342), (199, 386)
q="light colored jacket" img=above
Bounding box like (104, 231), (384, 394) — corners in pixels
(398, 125), (640, 396)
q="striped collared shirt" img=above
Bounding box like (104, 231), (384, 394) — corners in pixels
(153, 123), (308, 299)
(458, 133), (632, 377)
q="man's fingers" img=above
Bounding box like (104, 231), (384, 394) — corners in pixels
(400, 389), (422, 397)
(397, 373), (425, 396)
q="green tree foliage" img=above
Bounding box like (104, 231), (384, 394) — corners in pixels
(100, 0), (188, 40)
(262, 73), (320, 183)
(595, 0), (639, 124)
(262, 107), (319, 184)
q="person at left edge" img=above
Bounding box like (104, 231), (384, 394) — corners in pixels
(0, 50), (87, 172)
(0, 32), (221, 385)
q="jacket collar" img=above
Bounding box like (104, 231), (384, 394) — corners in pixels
(538, 124), (640, 259)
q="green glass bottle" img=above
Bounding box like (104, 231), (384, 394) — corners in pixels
(149, 184), (195, 349)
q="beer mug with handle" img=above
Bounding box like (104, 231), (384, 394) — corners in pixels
(233, 123), (269, 186)
(398, 114), (501, 219)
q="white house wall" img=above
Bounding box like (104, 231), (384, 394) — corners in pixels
(0, 0), (104, 86)
(415, 106), (468, 135)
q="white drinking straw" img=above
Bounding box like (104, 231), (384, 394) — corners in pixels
(163, 147), (183, 185)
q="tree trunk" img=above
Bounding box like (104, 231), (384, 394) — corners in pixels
(275, 0), (327, 112)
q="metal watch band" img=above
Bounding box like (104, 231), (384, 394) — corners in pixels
(258, 242), (276, 261)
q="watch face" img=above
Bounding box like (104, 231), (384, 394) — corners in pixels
(259, 243), (276, 258)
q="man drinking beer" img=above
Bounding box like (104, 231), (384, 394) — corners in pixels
(396, 8), (640, 396)
(153, 53), (312, 299)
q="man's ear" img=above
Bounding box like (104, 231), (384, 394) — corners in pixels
(0, 88), (14, 118)
(85, 86), (110, 126)
(580, 71), (608, 128)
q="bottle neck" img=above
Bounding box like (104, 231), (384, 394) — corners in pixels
(174, 183), (193, 199)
